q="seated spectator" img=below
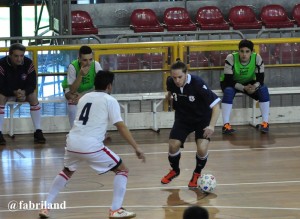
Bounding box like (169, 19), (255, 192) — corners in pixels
(62, 45), (102, 127)
(0, 43), (46, 145)
(220, 39), (270, 134)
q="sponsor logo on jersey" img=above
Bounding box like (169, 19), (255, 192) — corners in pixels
(189, 96), (195, 102)
(21, 73), (27, 80)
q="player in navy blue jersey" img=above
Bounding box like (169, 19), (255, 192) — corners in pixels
(161, 59), (221, 188)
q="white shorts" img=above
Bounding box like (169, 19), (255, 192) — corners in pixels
(64, 146), (121, 174)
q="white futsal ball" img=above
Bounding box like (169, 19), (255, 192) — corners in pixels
(197, 174), (217, 193)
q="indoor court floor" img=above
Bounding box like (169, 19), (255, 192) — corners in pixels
(0, 123), (300, 219)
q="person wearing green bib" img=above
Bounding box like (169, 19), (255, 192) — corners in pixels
(220, 39), (270, 134)
(62, 46), (102, 127)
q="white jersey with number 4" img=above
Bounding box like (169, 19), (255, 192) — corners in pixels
(66, 91), (123, 153)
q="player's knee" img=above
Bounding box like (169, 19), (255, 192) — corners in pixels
(63, 167), (75, 178)
(26, 92), (39, 106)
(257, 85), (270, 102)
(0, 94), (7, 104)
(222, 87), (235, 104)
(115, 169), (129, 177)
(117, 165), (129, 173)
(112, 160), (129, 174)
(29, 103), (41, 111)
(169, 142), (180, 154)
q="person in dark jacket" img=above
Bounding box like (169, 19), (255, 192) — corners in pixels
(0, 43), (46, 145)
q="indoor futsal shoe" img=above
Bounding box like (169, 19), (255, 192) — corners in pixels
(259, 121), (269, 133)
(188, 172), (201, 188)
(39, 209), (50, 218)
(34, 129), (46, 143)
(222, 123), (236, 135)
(161, 169), (180, 184)
(109, 207), (136, 218)
(0, 132), (6, 145)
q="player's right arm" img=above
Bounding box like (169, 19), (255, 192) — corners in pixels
(223, 54), (238, 89)
(68, 64), (89, 94)
(114, 121), (146, 162)
(0, 63), (6, 95)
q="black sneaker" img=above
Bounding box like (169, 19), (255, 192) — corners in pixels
(222, 123), (236, 134)
(0, 132), (6, 145)
(34, 129), (46, 143)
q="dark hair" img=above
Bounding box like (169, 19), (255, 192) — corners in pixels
(170, 58), (187, 73)
(9, 43), (26, 55)
(94, 70), (115, 90)
(183, 206), (209, 219)
(79, 45), (93, 57)
(238, 39), (254, 51)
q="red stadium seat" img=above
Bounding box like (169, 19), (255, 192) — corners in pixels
(116, 54), (139, 70)
(196, 6), (230, 30)
(259, 44), (276, 65)
(188, 52), (209, 67)
(292, 4), (300, 27)
(142, 53), (164, 69)
(260, 5), (294, 28)
(228, 6), (262, 29)
(292, 43), (300, 63)
(71, 10), (98, 35)
(163, 7), (197, 31)
(273, 43), (293, 64)
(208, 51), (229, 66)
(130, 9), (164, 33)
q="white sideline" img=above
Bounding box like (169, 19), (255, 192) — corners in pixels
(5, 87), (300, 136)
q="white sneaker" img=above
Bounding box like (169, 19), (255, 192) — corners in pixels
(39, 209), (50, 218)
(109, 207), (136, 219)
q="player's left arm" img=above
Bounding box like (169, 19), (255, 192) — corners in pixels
(24, 61), (37, 96)
(197, 82), (221, 138)
(245, 54), (265, 94)
(203, 100), (221, 139)
(253, 54), (265, 89)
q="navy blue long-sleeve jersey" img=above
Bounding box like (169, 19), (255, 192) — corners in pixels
(167, 74), (220, 123)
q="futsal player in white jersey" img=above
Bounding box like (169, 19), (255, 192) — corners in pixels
(39, 71), (145, 219)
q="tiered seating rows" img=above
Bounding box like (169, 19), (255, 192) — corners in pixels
(129, 4), (300, 32)
(70, 4), (300, 34)
(109, 42), (300, 70)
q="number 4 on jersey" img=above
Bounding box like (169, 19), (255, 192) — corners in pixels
(79, 103), (92, 125)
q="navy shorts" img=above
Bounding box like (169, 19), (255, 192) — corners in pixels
(169, 119), (210, 144)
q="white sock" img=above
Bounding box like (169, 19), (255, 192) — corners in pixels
(111, 171), (128, 211)
(259, 101), (270, 122)
(30, 104), (41, 130)
(67, 104), (77, 128)
(221, 103), (232, 124)
(45, 171), (69, 206)
(0, 105), (4, 132)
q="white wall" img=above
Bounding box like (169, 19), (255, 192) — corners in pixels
(3, 106), (300, 135)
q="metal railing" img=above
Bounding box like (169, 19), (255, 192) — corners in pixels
(114, 30), (245, 43)
(256, 27), (300, 38)
(0, 34), (102, 47)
